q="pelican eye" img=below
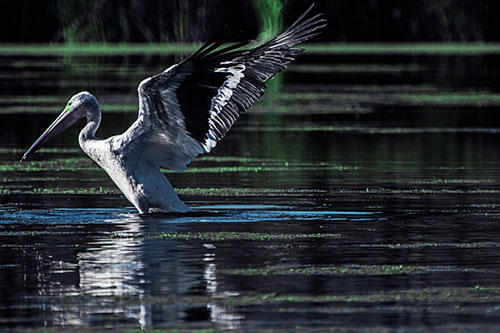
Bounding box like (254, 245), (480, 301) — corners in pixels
(64, 104), (72, 112)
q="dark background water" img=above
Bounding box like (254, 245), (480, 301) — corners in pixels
(1, 47), (500, 331)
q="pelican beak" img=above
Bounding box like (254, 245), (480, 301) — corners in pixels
(21, 104), (78, 161)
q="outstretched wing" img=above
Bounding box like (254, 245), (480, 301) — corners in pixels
(116, 4), (326, 171)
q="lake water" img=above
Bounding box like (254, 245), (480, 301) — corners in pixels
(2, 45), (500, 330)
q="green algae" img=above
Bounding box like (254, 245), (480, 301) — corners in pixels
(0, 147), (80, 154)
(124, 328), (220, 333)
(26, 288), (500, 331)
(406, 93), (500, 105)
(410, 178), (494, 185)
(247, 125), (500, 134)
(1, 157), (351, 175)
(197, 156), (286, 164)
(109, 231), (341, 241)
(266, 90), (500, 107)
(359, 242), (500, 250)
(32, 187), (112, 195)
(0, 186), (118, 195)
(176, 187), (257, 196)
(170, 162), (352, 174)
(58, 286), (500, 308)
(286, 91), (500, 107)
(223, 286), (500, 305)
(0, 185), (324, 197)
(0, 158), (98, 173)
(177, 187), (327, 197)
(289, 63), (427, 74)
(224, 264), (484, 277)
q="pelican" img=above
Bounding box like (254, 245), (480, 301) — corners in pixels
(21, 5), (326, 214)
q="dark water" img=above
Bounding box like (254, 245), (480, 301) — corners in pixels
(2, 47), (500, 331)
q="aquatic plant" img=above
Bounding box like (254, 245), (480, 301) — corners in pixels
(253, 0), (286, 95)
(55, 0), (106, 43)
(253, 0), (285, 41)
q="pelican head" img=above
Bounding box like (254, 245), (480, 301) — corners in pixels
(21, 91), (99, 161)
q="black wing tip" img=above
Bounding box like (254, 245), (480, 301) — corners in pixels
(287, 3), (317, 30)
(287, 9), (327, 34)
(183, 27), (251, 65)
(184, 3), (325, 65)
(255, 3), (325, 50)
(182, 27), (228, 63)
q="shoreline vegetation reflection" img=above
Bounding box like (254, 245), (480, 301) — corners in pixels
(1, 42), (500, 55)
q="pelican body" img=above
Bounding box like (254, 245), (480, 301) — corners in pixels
(21, 5), (325, 214)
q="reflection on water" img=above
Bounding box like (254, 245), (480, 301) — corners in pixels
(3, 205), (500, 330)
(1, 47), (500, 330)
(0, 207), (381, 329)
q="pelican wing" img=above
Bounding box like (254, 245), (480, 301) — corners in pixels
(117, 5), (325, 171)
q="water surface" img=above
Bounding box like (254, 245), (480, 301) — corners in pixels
(1, 45), (500, 330)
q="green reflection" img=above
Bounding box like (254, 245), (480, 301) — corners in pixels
(2, 43), (500, 55)
(253, 0), (285, 41)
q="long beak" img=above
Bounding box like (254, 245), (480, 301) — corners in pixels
(21, 105), (76, 161)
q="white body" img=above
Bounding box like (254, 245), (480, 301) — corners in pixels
(79, 125), (189, 214)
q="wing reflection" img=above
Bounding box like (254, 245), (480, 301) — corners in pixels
(73, 213), (243, 329)
(2, 210), (246, 329)
(203, 243), (244, 328)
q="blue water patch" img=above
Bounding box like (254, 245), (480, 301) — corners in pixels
(0, 205), (382, 225)
(0, 207), (129, 225)
(195, 204), (290, 210)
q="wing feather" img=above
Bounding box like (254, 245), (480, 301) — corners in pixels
(115, 4), (326, 170)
